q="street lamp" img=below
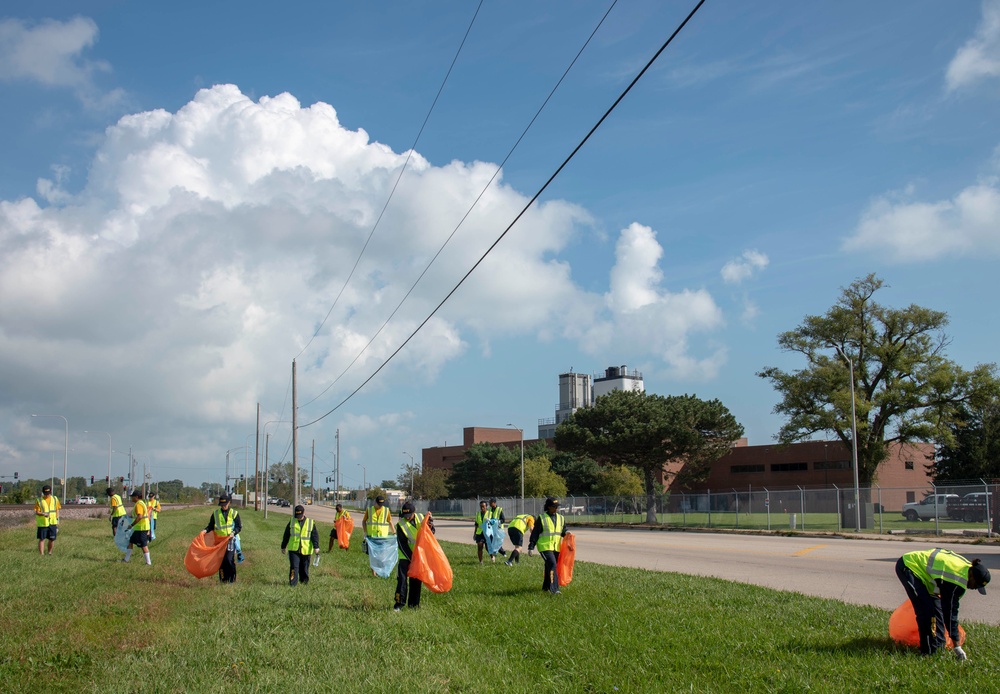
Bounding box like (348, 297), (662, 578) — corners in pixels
(507, 423), (524, 516)
(244, 433), (255, 509)
(32, 414), (68, 502)
(84, 430), (112, 491)
(402, 451), (415, 495)
(834, 345), (862, 532)
(357, 463), (366, 496)
(224, 447), (244, 496)
(262, 420), (292, 520)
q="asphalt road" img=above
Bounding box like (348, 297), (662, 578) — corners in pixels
(277, 504), (1000, 625)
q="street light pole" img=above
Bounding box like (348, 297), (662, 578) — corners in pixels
(507, 423), (524, 516)
(32, 414), (68, 502)
(403, 451), (415, 496)
(357, 463), (366, 497)
(834, 346), (862, 532)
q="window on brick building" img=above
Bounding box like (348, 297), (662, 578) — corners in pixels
(770, 462), (808, 472)
(731, 464), (765, 473)
(906, 491), (915, 503)
(904, 460), (914, 470)
(815, 460), (850, 470)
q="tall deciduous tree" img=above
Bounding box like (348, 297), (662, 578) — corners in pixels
(933, 373), (1000, 481)
(522, 456), (568, 498)
(555, 390), (743, 523)
(758, 274), (995, 485)
(447, 443), (519, 498)
(395, 464), (450, 500)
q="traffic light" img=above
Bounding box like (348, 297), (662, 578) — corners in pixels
(0, 484), (4, 493)
(13, 472), (17, 479)
(106, 476), (109, 484)
(90, 475), (95, 484)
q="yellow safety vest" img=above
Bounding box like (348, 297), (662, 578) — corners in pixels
(475, 510), (487, 527)
(213, 508), (238, 538)
(366, 505), (391, 537)
(335, 509), (349, 522)
(35, 496), (59, 527)
(510, 514), (532, 533)
(109, 494), (126, 518)
(397, 513), (424, 560)
(487, 506), (503, 521)
(535, 512), (564, 552)
(903, 548), (971, 594)
(148, 499), (161, 519)
(132, 500), (150, 531)
(287, 518), (315, 554)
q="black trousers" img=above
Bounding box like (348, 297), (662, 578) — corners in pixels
(896, 557), (944, 654)
(219, 539), (237, 583)
(395, 559), (422, 608)
(540, 550), (560, 593)
(288, 552), (311, 586)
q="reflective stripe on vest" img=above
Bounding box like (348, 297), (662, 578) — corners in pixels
(288, 518), (315, 554)
(36, 497), (58, 527)
(214, 508), (237, 537)
(903, 548), (970, 593)
(487, 506), (503, 521)
(397, 513), (423, 559)
(536, 512), (564, 552)
(367, 506), (390, 537)
(510, 514), (531, 533)
(110, 494), (126, 518)
(133, 500), (150, 531)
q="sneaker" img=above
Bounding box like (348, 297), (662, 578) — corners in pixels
(393, 606), (402, 612)
(237, 552), (245, 564)
(121, 559), (129, 563)
(504, 560), (513, 567)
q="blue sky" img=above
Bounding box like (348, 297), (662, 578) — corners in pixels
(1, 1), (998, 490)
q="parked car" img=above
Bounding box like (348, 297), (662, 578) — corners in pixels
(901, 493), (959, 521)
(278, 499), (290, 507)
(80, 496), (97, 505)
(946, 492), (994, 523)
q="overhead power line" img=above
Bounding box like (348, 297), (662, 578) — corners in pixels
(294, 0), (486, 361)
(300, 0), (620, 409)
(300, 0), (708, 429)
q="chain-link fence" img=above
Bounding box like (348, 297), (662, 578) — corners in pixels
(421, 481), (999, 537)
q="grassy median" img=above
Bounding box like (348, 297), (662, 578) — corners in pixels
(0, 507), (997, 693)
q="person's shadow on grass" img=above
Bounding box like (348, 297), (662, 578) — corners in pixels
(801, 636), (907, 656)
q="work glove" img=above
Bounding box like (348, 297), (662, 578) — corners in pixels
(953, 646), (967, 661)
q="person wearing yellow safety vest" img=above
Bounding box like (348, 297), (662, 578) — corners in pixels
(34, 484), (61, 556)
(205, 494), (242, 583)
(896, 548), (991, 659)
(474, 500), (489, 564)
(363, 495), (394, 575)
(328, 503), (350, 552)
(107, 487), (127, 538)
(394, 501), (434, 611)
(503, 513), (535, 566)
(281, 505), (320, 586)
(528, 497), (567, 594)
(487, 498), (507, 559)
(122, 489), (152, 565)
(146, 491), (161, 538)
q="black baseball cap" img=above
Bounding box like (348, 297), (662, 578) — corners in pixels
(401, 501), (415, 514)
(42, 485), (52, 493)
(293, 504), (305, 517)
(218, 494), (231, 504)
(375, 495), (385, 504)
(971, 561), (991, 595)
(130, 489), (142, 499)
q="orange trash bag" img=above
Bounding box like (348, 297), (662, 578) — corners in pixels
(889, 600), (965, 649)
(557, 532), (576, 586)
(336, 513), (354, 550)
(407, 518), (453, 594)
(184, 531), (231, 579)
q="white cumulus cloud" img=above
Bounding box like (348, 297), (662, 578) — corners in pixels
(843, 180), (1000, 261)
(0, 16), (119, 106)
(946, 0), (1000, 91)
(721, 249), (769, 284)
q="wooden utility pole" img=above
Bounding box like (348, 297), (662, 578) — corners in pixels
(292, 359), (299, 508)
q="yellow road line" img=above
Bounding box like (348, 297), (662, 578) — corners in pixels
(792, 544), (827, 556)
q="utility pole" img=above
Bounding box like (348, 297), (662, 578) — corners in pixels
(310, 439), (315, 506)
(291, 359), (299, 509)
(254, 403), (261, 511)
(335, 428), (340, 504)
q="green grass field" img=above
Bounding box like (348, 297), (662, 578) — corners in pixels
(2, 508), (998, 693)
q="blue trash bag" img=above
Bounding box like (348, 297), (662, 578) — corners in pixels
(482, 518), (504, 556)
(150, 521), (155, 541)
(234, 534), (244, 563)
(366, 536), (398, 578)
(114, 516), (132, 552)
